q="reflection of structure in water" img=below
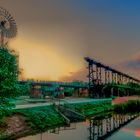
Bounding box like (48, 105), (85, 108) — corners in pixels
(49, 123), (76, 134)
(89, 114), (138, 140)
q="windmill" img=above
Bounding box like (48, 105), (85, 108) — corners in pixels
(0, 7), (17, 45)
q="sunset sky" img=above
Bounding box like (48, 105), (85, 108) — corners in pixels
(0, 0), (140, 81)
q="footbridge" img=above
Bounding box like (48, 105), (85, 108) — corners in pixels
(19, 80), (88, 98)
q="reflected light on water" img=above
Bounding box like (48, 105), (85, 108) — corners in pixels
(122, 128), (140, 138)
(82, 120), (89, 125)
(135, 130), (140, 138)
(122, 128), (133, 132)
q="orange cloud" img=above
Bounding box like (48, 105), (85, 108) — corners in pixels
(59, 67), (87, 82)
(132, 52), (140, 61)
(112, 52), (140, 79)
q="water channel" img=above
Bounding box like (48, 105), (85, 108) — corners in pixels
(19, 116), (140, 140)
(106, 116), (140, 140)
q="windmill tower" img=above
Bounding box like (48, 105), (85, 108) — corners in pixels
(0, 7), (17, 45)
(0, 7), (19, 79)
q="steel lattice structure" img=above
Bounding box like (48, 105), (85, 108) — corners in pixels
(85, 57), (140, 97)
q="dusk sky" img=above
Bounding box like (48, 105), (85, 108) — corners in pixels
(0, 0), (140, 81)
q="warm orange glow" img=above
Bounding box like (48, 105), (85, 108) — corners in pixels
(10, 36), (81, 81)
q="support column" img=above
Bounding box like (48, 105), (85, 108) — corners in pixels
(96, 66), (102, 85)
(105, 69), (107, 84)
(88, 63), (94, 97)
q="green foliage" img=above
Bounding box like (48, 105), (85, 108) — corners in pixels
(0, 98), (14, 119)
(15, 106), (65, 132)
(41, 86), (47, 98)
(113, 100), (140, 114)
(75, 103), (112, 116)
(0, 133), (8, 140)
(0, 44), (28, 120)
(93, 112), (112, 120)
(0, 119), (7, 128)
(0, 45), (19, 98)
(118, 88), (126, 96)
(65, 100), (112, 117)
(102, 82), (140, 97)
(20, 82), (30, 96)
(64, 88), (74, 97)
(127, 82), (140, 88)
(126, 82), (140, 95)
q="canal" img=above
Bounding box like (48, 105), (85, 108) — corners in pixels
(19, 116), (140, 140)
(106, 116), (140, 140)
(19, 122), (89, 140)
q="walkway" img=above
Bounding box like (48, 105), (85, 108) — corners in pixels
(16, 97), (112, 109)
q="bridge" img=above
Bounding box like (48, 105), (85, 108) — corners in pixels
(85, 57), (140, 98)
(19, 80), (88, 98)
(20, 81), (88, 88)
(19, 57), (140, 98)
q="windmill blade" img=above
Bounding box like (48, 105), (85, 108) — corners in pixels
(0, 7), (17, 39)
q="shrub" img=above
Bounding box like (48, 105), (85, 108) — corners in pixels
(15, 106), (65, 132)
(0, 44), (28, 120)
(113, 100), (140, 114)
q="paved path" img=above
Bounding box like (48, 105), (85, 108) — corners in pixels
(16, 98), (112, 109)
(16, 96), (140, 109)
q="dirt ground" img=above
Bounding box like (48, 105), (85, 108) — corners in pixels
(0, 115), (31, 140)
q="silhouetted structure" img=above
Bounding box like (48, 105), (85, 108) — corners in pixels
(85, 57), (140, 98)
(0, 7), (17, 45)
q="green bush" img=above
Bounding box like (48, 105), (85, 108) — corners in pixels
(0, 45), (28, 120)
(113, 100), (140, 114)
(0, 119), (7, 128)
(66, 102), (112, 117)
(15, 106), (65, 132)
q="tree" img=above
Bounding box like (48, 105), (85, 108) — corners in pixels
(0, 44), (26, 119)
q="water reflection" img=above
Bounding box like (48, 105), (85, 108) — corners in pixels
(19, 122), (89, 140)
(106, 116), (140, 140)
(135, 130), (140, 138)
(19, 116), (140, 140)
(49, 123), (76, 134)
(88, 114), (139, 140)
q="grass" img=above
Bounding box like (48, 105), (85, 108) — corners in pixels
(14, 105), (66, 133)
(64, 100), (112, 117)
(0, 105), (66, 140)
(75, 103), (112, 117)
(113, 100), (140, 114)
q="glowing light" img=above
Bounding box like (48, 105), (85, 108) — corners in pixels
(10, 37), (81, 81)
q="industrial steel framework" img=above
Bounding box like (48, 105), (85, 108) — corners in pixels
(85, 57), (140, 97)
